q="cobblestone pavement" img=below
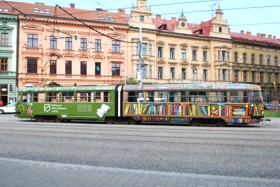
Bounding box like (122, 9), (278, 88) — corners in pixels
(1, 157), (280, 187)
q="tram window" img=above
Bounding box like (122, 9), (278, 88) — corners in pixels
(127, 91), (144, 102)
(208, 91), (226, 103)
(147, 92), (154, 102)
(62, 92), (74, 102)
(48, 92), (59, 102)
(189, 91), (207, 102)
(36, 93), (45, 103)
(96, 92), (101, 99)
(181, 91), (187, 102)
(154, 91), (166, 102)
(104, 92), (110, 102)
(230, 91), (244, 103)
(251, 91), (262, 103)
(77, 92), (89, 102)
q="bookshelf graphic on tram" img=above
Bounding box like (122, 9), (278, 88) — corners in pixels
(16, 83), (264, 126)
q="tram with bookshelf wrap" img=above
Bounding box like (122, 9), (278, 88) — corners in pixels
(16, 83), (264, 126)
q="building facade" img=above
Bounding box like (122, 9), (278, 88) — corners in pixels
(127, 0), (233, 84)
(0, 13), (18, 105)
(231, 31), (280, 102)
(0, 0), (279, 103)
(0, 1), (129, 88)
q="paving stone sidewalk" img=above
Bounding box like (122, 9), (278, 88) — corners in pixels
(0, 158), (280, 187)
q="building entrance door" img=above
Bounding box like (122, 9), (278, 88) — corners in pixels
(0, 85), (8, 105)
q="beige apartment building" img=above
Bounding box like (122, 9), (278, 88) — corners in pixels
(127, 0), (232, 84)
(231, 32), (280, 101)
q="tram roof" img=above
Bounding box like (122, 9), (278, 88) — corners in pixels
(123, 83), (262, 91)
(18, 85), (117, 92)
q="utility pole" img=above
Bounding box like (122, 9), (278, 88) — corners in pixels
(138, 27), (143, 86)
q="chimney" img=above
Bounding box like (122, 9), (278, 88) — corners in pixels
(261, 34), (266, 37)
(246, 31), (251, 35)
(273, 36), (276, 39)
(118, 9), (125, 14)
(257, 33), (261, 37)
(172, 17), (176, 22)
(70, 3), (75, 8)
(268, 35), (272, 39)
(241, 30), (244, 34)
(156, 14), (161, 19)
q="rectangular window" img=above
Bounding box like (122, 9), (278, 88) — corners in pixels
(65, 37), (72, 50)
(0, 58), (8, 72)
(170, 48), (175, 59)
(149, 44), (152, 56)
(28, 34), (38, 47)
(112, 40), (120, 53)
(95, 39), (101, 52)
(80, 61), (87, 75)
(251, 54), (255, 64)
(95, 62), (101, 75)
(65, 60), (72, 74)
(182, 68), (186, 80)
(170, 67), (175, 79)
(234, 52), (238, 63)
(80, 38), (87, 51)
(252, 71), (256, 82)
(181, 49), (186, 60)
(222, 51), (226, 62)
(1, 33), (8, 46)
(50, 36), (57, 49)
(142, 43), (147, 56)
(203, 51), (207, 62)
(243, 53), (247, 64)
(274, 56), (278, 66)
(203, 69), (208, 81)
(158, 46), (163, 58)
(218, 51), (220, 61)
(140, 15), (144, 22)
(27, 58), (37, 73)
(192, 49), (197, 61)
(112, 62), (120, 75)
(149, 65), (152, 78)
(259, 54), (263, 65)
(267, 55), (270, 66)
(222, 69), (226, 81)
(50, 60), (56, 74)
(142, 65), (147, 78)
(268, 73), (271, 83)
(158, 67), (163, 79)
(234, 70), (239, 82)
(243, 71), (247, 82)
(260, 72), (264, 83)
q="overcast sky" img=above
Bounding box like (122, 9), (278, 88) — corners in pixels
(9, 0), (280, 38)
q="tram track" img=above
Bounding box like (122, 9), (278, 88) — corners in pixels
(0, 127), (280, 148)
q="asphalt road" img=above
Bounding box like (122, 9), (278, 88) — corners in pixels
(0, 114), (280, 180)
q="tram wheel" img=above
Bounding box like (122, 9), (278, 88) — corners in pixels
(190, 119), (200, 126)
(105, 117), (114, 124)
(128, 118), (136, 125)
(35, 116), (43, 122)
(216, 119), (226, 127)
(54, 117), (62, 123)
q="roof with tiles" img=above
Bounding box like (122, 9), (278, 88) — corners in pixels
(231, 31), (280, 46)
(152, 16), (213, 36)
(0, 1), (128, 25)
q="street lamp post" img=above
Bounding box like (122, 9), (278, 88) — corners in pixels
(137, 27), (143, 86)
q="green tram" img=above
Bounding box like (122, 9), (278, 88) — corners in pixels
(16, 83), (264, 126)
